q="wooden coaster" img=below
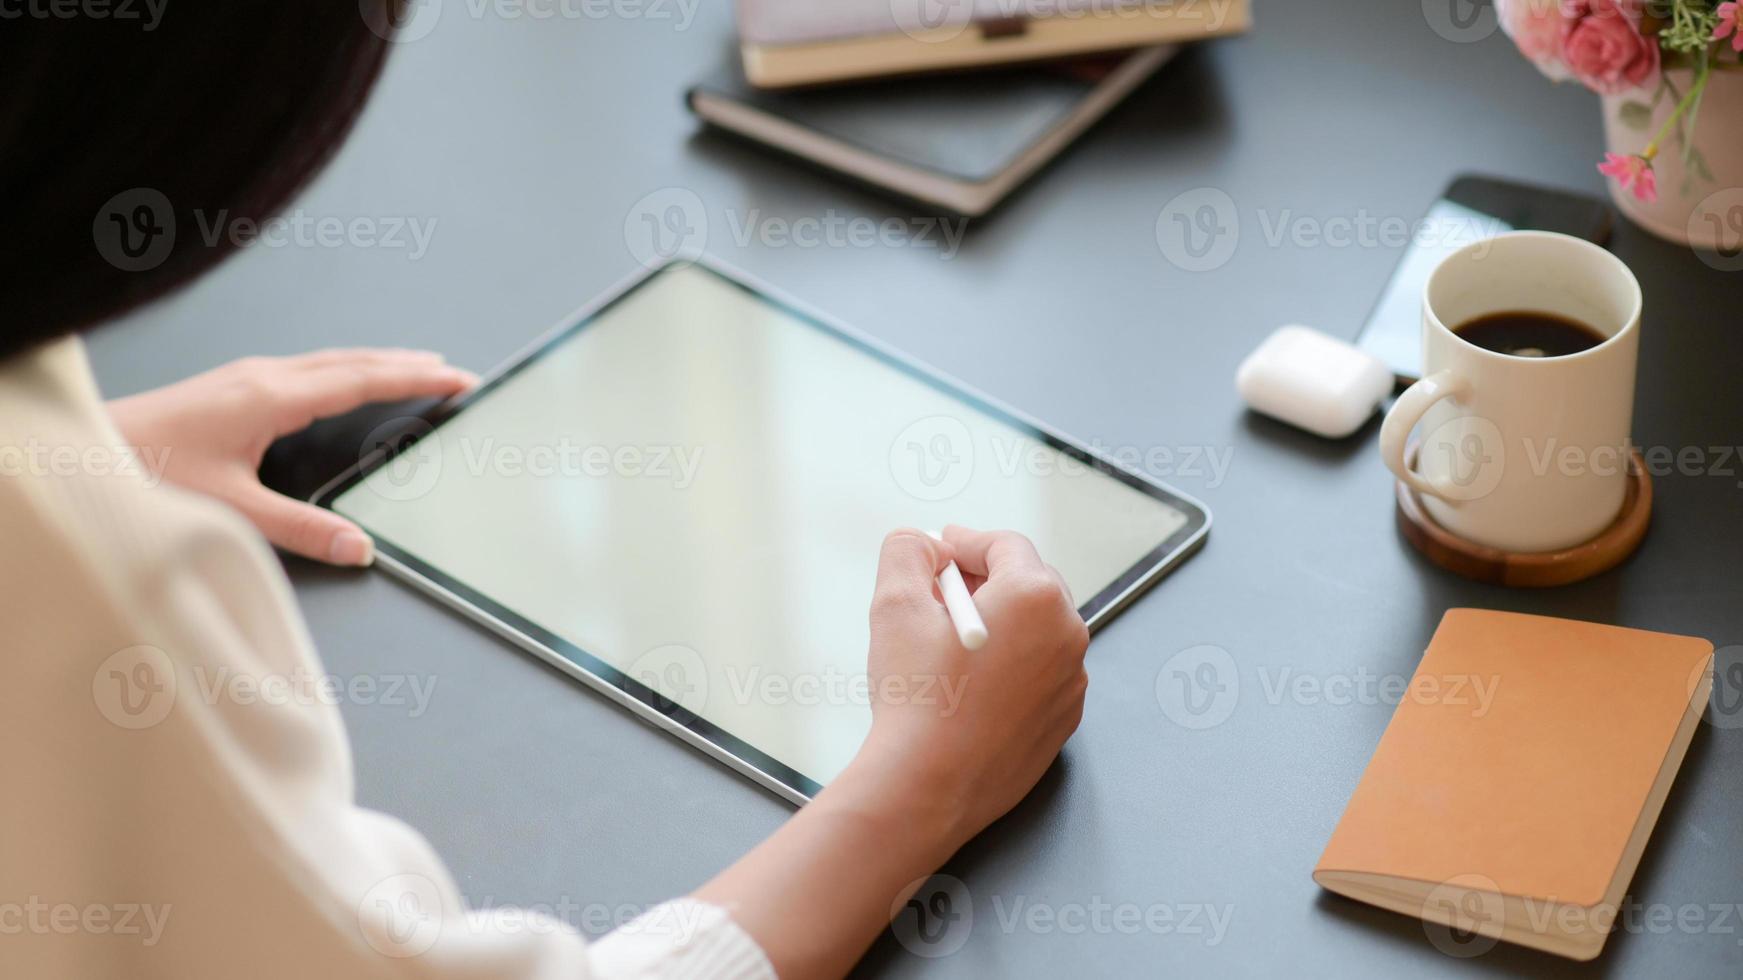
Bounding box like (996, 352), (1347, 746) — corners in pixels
(1395, 446), (1652, 588)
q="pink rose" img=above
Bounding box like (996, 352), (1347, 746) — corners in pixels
(1559, 0), (1660, 95)
(1499, 0), (1572, 81)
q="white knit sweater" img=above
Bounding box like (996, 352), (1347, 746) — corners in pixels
(0, 336), (775, 980)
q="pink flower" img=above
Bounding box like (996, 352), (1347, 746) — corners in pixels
(1499, 0), (1572, 80)
(1597, 151), (1658, 202)
(1559, 0), (1660, 95)
(1717, 2), (1742, 54)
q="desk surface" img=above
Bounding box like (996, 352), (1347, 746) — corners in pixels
(88, 1), (1743, 976)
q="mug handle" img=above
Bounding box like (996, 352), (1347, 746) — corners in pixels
(1379, 369), (1468, 501)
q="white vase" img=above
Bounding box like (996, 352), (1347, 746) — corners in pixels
(1601, 67), (1743, 254)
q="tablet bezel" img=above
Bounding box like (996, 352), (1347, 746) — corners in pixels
(313, 256), (1210, 803)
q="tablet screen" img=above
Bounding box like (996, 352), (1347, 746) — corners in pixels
(328, 262), (1204, 796)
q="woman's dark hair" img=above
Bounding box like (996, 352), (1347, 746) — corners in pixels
(0, 2), (406, 359)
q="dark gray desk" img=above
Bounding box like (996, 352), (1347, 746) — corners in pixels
(87, 1), (1742, 975)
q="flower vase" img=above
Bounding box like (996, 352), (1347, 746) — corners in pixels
(1601, 67), (1743, 252)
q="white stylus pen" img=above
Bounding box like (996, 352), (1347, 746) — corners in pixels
(929, 531), (988, 651)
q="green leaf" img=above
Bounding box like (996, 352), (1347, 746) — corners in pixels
(1619, 101), (1655, 131)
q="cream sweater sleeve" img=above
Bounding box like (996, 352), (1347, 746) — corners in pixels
(0, 338), (774, 980)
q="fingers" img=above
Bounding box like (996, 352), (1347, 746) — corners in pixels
(940, 525), (1043, 581)
(941, 525), (1082, 625)
(268, 356), (476, 436)
(872, 528), (955, 611)
(1045, 568), (1073, 606)
(288, 347), (447, 370)
(229, 485), (375, 566)
(1049, 565), (1075, 608)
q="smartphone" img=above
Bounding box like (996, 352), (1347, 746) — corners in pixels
(1355, 174), (1612, 384)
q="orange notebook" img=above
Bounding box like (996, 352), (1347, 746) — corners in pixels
(1314, 609), (1713, 961)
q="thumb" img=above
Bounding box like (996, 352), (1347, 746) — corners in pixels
(231, 484), (375, 566)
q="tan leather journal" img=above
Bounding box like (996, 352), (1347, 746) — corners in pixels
(736, 0), (1251, 89)
(1314, 609), (1713, 961)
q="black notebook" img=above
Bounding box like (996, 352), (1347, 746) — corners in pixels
(686, 45), (1178, 218)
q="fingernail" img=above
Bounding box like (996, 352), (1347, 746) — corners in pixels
(330, 530), (375, 567)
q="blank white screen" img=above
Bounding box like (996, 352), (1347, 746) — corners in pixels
(336, 264), (1187, 784)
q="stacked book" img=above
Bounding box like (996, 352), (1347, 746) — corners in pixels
(689, 0), (1252, 217)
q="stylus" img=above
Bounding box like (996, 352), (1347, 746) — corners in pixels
(929, 532), (988, 651)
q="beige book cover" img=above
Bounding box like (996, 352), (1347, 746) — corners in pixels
(1314, 609), (1713, 960)
(737, 0), (1250, 88)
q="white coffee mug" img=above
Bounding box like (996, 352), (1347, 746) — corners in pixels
(1379, 231), (1641, 553)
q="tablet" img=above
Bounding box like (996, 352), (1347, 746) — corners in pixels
(316, 259), (1209, 802)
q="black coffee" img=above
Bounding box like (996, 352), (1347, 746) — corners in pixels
(1453, 311), (1607, 359)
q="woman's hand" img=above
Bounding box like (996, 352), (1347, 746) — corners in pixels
(694, 525), (1088, 979)
(857, 525), (1090, 846)
(107, 349), (475, 566)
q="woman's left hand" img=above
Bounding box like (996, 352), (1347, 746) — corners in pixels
(108, 348), (475, 566)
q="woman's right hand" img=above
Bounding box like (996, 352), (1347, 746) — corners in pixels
(693, 526), (1089, 978)
(856, 525), (1090, 849)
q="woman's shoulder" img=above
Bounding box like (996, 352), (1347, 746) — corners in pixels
(0, 338), (291, 633)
